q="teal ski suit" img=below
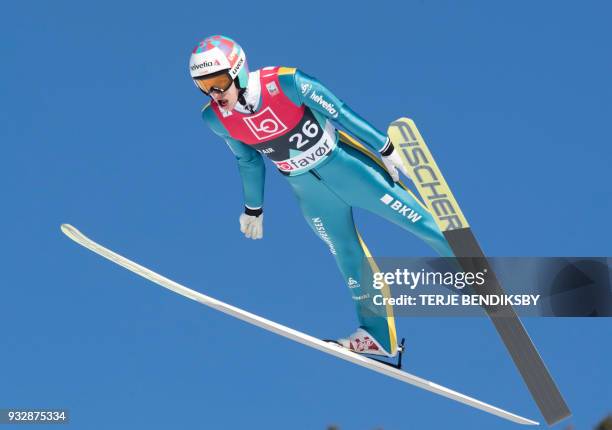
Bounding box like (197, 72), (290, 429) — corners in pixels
(202, 66), (453, 355)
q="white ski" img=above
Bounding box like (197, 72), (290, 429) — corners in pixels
(61, 224), (538, 426)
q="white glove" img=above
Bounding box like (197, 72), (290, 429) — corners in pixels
(381, 145), (410, 183)
(239, 213), (264, 240)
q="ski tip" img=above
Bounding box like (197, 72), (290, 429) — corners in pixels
(388, 117), (414, 126)
(60, 224), (81, 241)
(387, 117), (416, 136)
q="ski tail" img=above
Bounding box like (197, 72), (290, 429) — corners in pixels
(387, 118), (571, 425)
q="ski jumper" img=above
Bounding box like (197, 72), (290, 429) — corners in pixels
(202, 67), (453, 355)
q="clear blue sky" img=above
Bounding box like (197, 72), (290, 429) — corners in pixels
(1, 1), (610, 429)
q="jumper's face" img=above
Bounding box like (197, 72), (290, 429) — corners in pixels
(210, 82), (239, 111)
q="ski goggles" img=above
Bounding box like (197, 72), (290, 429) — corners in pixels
(194, 70), (233, 95)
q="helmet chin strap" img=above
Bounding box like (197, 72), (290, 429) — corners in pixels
(237, 84), (255, 114)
